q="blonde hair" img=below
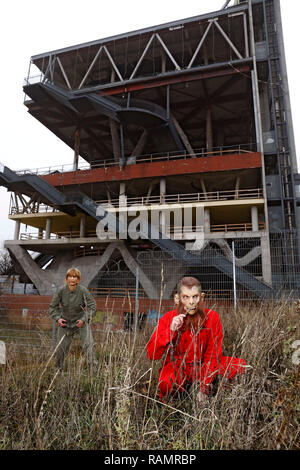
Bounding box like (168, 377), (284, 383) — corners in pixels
(65, 267), (81, 280)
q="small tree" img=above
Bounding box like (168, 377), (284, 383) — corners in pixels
(0, 249), (14, 276)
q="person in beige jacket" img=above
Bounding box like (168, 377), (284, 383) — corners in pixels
(49, 267), (97, 371)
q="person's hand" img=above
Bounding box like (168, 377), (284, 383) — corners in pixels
(76, 319), (84, 328)
(196, 390), (209, 405)
(58, 318), (67, 327)
(170, 313), (186, 332)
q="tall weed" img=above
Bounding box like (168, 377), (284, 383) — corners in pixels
(0, 300), (299, 450)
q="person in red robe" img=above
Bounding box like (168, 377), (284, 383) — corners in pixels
(146, 276), (247, 404)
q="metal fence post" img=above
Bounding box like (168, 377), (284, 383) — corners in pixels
(0, 341), (6, 365)
(135, 266), (139, 333)
(232, 241), (237, 309)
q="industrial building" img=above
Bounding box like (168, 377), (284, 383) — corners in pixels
(1, 0), (299, 302)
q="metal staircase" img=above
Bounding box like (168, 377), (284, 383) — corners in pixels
(0, 162), (274, 298)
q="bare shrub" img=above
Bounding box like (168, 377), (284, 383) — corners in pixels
(0, 249), (14, 276)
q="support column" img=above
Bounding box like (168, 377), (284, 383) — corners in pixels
(146, 181), (154, 204)
(160, 178), (166, 234)
(80, 215), (86, 238)
(119, 182), (126, 207)
(206, 107), (213, 152)
(14, 220), (20, 240)
(160, 178), (166, 204)
(200, 179), (207, 200)
(170, 112), (195, 157)
(235, 177), (240, 199)
(248, 0), (269, 234)
(73, 128), (80, 171)
(45, 217), (52, 240)
(130, 130), (148, 158)
(161, 51), (166, 73)
(119, 183), (127, 240)
(204, 209), (210, 233)
(261, 234), (272, 286)
(251, 206), (259, 231)
(38, 227), (43, 239)
(110, 119), (121, 162)
(109, 68), (121, 163)
(106, 188), (112, 205)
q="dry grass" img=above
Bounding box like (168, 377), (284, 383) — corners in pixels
(0, 299), (299, 450)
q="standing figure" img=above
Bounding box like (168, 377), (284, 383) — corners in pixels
(49, 268), (97, 371)
(146, 276), (247, 403)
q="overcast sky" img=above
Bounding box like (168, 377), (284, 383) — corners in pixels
(0, 0), (299, 247)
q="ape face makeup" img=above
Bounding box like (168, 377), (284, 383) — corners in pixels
(179, 285), (201, 315)
(66, 274), (80, 291)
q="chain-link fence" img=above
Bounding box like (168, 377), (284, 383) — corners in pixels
(1, 233), (300, 354)
(86, 233), (300, 302)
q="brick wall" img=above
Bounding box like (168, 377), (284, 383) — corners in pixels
(0, 293), (175, 331)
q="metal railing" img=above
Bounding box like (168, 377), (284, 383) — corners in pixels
(74, 246), (105, 257)
(210, 222), (265, 232)
(89, 286), (147, 298)
(167, 222), (265, 235)
(20, 231), (77, 240)
(19, 222), (266, 243)
(9, 203), (60, 215)
(96, 188), (264, 208)
(10, 188), (264, 216)
(23, 74), (45, 87)
(14, 143), (258, 177)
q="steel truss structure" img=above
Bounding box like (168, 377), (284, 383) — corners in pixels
(23, 2), (255, 165)
(1, 0), (299, 301)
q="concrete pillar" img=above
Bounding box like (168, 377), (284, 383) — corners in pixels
(118, 182), (127, 240)
(200, 179), (207, 200)
(204, 209), (210, 233)
(160, 178), (166, 234)
(119, 182), (126, 207)
(45, 217), (52, 240)
(261, 234), (272, 286)
(251, 206), (259, 231)
(145, 181), (154, 203)
(80, 215), (86, 238)
(160, 178), (166, 203)
(14, 220), (21, 240)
